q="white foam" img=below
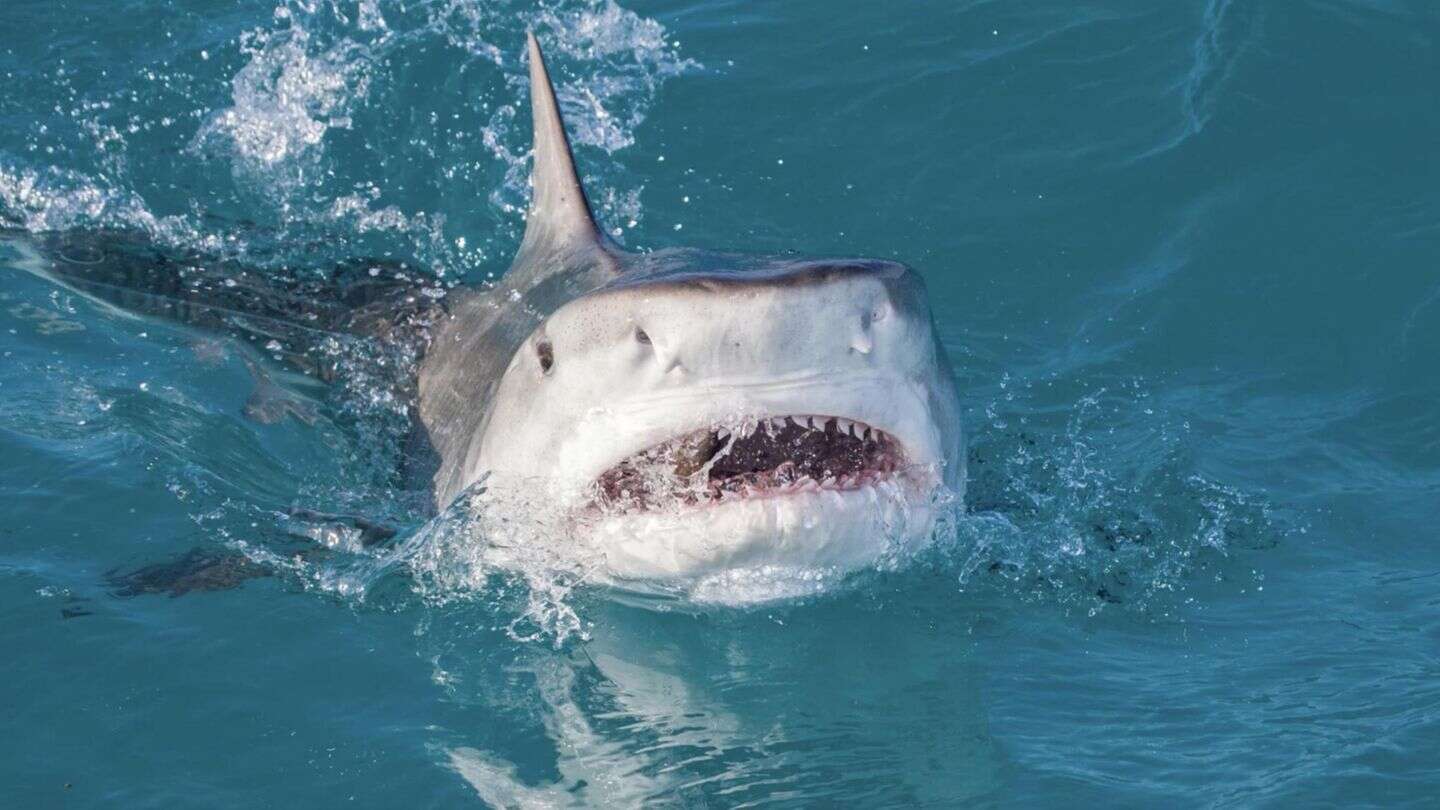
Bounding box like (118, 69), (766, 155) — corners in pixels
(193, 25), (371, 197)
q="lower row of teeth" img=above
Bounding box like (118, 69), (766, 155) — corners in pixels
(711, 469), (890, 496)
(603, 468), (899, 514)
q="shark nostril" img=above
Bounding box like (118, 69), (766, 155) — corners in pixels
(536, 341), (555, 374)
(852, 312), (875, 355)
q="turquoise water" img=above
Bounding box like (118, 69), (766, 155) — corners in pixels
(3, 0), (1439, 805)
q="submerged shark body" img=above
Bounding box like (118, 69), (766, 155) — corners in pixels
(4, 35), (963, 586)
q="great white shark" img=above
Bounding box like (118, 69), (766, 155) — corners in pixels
(2, 34), (963, 586)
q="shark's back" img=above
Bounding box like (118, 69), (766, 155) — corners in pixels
(4, 227), (443, 379)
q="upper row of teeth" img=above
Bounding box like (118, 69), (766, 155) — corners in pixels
(715, 416), (876, 440)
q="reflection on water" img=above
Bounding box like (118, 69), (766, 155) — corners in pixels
(432, 595), (1001, 806)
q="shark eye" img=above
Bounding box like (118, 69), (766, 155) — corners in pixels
(536, 341), (555, 374)
(634, 328), (651, 345)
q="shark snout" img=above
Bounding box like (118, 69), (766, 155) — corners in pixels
(548, 260), (930, 384)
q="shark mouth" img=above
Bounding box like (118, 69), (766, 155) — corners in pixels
(592, 416), (908, 514)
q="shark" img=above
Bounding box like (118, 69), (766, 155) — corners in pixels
(3, 34), (963, 586)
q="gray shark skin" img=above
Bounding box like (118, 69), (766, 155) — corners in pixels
(4, 34), (963, 584)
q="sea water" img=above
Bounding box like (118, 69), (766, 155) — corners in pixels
(2, 0), (1438, 806)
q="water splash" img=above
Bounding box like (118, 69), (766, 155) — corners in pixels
(193, 12), (376, 202)
(952, 380), (1280, 616)
(1, 0), (699, 278)
(0, 163), (187, 240)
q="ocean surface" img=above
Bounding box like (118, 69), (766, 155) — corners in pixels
(3, 0), (1439, 806)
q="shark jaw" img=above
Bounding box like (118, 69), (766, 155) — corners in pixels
(569, 413), (947, 585)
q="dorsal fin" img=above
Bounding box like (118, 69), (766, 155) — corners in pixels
(517, 32), (607, 263)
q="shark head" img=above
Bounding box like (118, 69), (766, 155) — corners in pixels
(424, 35), (963, 585)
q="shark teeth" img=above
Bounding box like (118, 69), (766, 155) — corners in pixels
(592, 414), (905, 514)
